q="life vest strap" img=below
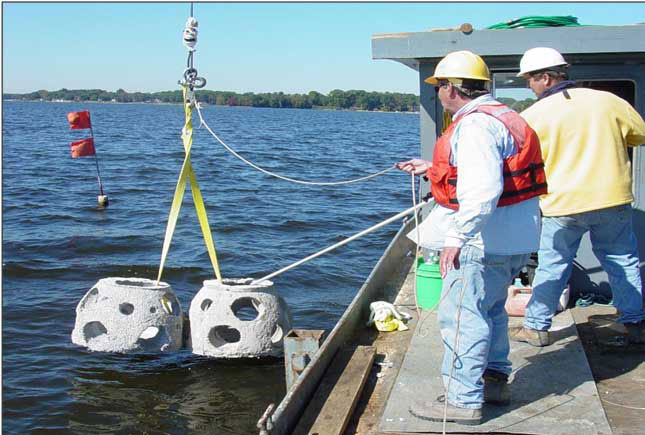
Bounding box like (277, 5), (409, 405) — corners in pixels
(500, 183), (548, 198)
(503, 162), (545, 178)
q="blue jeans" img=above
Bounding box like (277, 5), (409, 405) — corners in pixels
(438, 245), (528, 409)
(525, 204), (645, 331)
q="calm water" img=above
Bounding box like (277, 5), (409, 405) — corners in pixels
(2, 101), (418, 433)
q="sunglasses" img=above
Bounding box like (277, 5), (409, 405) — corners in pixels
(434, 81), (451, 92)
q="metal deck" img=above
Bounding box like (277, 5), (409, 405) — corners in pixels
(380, 310), (612, 434)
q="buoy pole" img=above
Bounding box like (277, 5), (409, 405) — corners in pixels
(252, 200), (433, 284)
(89, 126), (108, 207)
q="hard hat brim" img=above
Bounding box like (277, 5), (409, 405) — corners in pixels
(425, 76), (490, 85)
(516, 62), (570, 78)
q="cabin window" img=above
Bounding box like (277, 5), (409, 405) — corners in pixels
(491, 72), (536, 111)
(578, 80), (635, 106)
(492, 74), (636, 110)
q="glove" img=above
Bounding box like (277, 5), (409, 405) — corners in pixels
(366, 301), (412, 332)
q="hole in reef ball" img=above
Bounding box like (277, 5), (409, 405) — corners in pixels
(208, 325), (241, 347)
(231, 297), (260, 321)
(119, 303), (135, 315)
(83, 321), (108, 341)
(201, 299), (213, 311)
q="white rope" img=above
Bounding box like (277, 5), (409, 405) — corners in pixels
(411, 173), (422, 319)
(443, 277), (467, 434)
(601, 397), (645, 410)
(251, 200), (433, 284)
(403, 173), (465, 432)
(183, 17), (198, 52)
(192, 98), (397, 185)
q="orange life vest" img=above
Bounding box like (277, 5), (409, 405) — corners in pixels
(428, 103), (547, 210)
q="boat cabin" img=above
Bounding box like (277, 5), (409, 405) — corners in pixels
(260, 23), (645, 435)
(372, 23), (645, 295)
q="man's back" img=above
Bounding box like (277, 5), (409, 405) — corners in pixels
(521, 87), (645, 216)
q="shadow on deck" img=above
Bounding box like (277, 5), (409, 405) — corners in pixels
(336, 267), (645, 435)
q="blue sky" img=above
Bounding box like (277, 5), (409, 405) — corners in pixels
(3, 2), (645, 95)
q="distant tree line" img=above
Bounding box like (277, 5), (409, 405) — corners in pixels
(3, 88), (420, 112)
(497, 97), (535, 112)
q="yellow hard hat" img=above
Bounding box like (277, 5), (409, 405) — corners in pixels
(425, 50), (491, 85)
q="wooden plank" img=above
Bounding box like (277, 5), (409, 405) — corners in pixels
(294, 346), (376, 435)
(345, 269), (419, 435)
(268, 219), (415, 435)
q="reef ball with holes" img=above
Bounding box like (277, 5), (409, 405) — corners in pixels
(188, 278), (292, 358)
(71, 277), (184, 353)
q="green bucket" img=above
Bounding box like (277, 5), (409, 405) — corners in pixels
(416, 258), (443, 310)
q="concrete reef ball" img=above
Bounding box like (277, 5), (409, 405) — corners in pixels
(189, 278), (292, 358)
(71, 277), (184, 353)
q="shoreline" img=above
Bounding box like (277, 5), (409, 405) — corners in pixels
(3, 99), (420, 114)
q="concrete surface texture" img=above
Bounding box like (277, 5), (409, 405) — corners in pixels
(71, 277), (184, 353)
(188, 278), (292, 358)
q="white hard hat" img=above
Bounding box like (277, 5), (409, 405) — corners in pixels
(516, 47), (569, 77)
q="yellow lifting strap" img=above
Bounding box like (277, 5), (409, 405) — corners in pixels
(157, 85), (223, 284)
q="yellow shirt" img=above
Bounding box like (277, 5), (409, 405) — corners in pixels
(521, 88), (645, 216)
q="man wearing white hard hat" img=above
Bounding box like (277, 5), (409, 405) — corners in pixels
(510, 47), (645, 347)
(397, 50), (544, 424)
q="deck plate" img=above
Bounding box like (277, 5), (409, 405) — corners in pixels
(380, 309), (612, 434)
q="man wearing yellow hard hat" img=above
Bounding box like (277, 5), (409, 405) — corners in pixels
(397, 50), (544, 424)
(510, 47), (645, 347)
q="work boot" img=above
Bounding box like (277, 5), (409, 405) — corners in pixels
(625, 321), (644, 344)
(509, 326), (549, 347)
(483, 369), (510, 405)
(409, 395), (482, 425)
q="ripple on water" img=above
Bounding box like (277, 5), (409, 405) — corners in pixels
(2, 101), (418, 433)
